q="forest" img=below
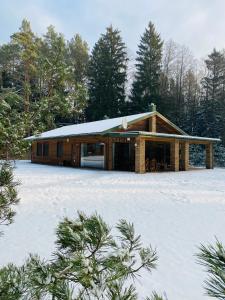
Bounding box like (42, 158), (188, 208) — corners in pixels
(1, 18), (225, 300)
(0, 19), (225, 164)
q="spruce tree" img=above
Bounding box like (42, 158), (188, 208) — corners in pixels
(200, 49), (225, 139)
(86, 25), (128, 121)
(130, 22), (163, 113)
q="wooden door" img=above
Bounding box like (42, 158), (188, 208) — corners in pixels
(71, 143), (80, 167)
(114, 143), (134, 171)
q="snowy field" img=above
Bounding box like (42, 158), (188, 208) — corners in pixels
(1, 161), (225, 300)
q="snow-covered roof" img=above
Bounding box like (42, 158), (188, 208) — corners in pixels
(25, 110), (220, 142)
(25, 112), (154, 141)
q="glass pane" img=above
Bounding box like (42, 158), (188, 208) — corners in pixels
(81, 143), (105, 169)
(57, 142), (63, 158)
(43, 143), (49, 156)
(37, 143), (42, 156)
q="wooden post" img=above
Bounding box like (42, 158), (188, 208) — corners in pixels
(149, 115), (156, 132)
(170, 140), (179, 171)
(135, 137), (145, 173)
(180, 142), (189, 171)
(206, 143), (213, 169)
(106, 138), (113, 170)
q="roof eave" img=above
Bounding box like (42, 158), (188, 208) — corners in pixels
(106, 131), (221, 142)
(24, 132), (103, 141)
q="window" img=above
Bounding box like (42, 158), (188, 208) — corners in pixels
(43, 143), (49, 157)
(81, 143), (105, 169)
(37, 143), (43, 156)
(57, 142), (63, 158)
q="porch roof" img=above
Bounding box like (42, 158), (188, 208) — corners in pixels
(106, 131), (221, 143)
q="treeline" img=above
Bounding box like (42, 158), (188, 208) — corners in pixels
(1, 19), (225, 161)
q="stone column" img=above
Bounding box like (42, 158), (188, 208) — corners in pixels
(170, 140), (179, 171)
(206, 143), (213, 169)
(135, 137), (146, 173)
(180, 141), (189, 171)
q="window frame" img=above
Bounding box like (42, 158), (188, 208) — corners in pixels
(57, 141), (63, 158)
(43, 143), (49, 157)
(36, 143), (43, 156)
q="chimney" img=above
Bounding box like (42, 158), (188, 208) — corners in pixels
(121, 117), (128, 130)
(150, 103), (156, 112)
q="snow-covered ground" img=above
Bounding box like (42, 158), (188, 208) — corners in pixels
(1, 161), (225, 300)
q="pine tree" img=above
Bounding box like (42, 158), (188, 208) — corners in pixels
(0, 212), (162, 299)
(0, 43), (20, 89)
(11, 19), (38, 112)
(66, 34), (89, 123)
(67, 34), (89, 85)
(197, 239), (225, 299)
(0, 90), (29, 160)
(86, 25), (128, 121)
(38, 25), (68, 97)
(130, 22), (163, 113)
(0, 162), (19, 235)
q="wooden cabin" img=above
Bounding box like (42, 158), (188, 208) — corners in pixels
(25, 104), (220, 173)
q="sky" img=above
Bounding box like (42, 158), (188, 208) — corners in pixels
(0, 0), (225, 58)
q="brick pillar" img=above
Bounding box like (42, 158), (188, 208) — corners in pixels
(206, 143), (213, 169)
(180, 142), (189, 171)
(135, 137), (145, 173)
(170, 140), (179, 171)
(106, 138), (113, 170)
(149, 115), (156, 132)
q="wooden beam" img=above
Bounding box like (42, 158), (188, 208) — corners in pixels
(106, 138), (113, 170)
(149, 115), (156, 132)
(206, 143), (213, 169)
(135, 137), (145, 173)
(170, 140), (179, 171)
(180, 142), (189, 171)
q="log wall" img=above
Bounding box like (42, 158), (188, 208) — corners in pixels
(31, 136), (136, 170)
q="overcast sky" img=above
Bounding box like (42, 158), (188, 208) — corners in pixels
(1, 0), (225, 58)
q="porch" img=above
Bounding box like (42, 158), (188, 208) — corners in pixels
(134, 136), (214, 173)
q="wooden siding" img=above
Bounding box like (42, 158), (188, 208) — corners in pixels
(32, 136), (135, 169)
(117, 115), (183, 135)
(156, 116), (182, 135)
(117, 118), (149, 132)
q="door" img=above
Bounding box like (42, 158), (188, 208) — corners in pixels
(114, 143), (135, 171)
(71, 143), (80, 167)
